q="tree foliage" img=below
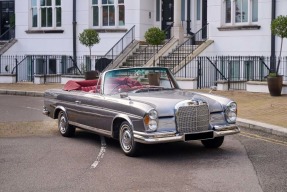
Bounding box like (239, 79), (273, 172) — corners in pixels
(144, 27), (166, 46)
(271, 15), (287, 39)
(79, 29), (100, 49)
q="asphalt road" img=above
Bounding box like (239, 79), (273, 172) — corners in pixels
(0, 95), (286, 192)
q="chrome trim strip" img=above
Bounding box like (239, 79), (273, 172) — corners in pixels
(70, 121), (112, 137)
(214, 126), (240, 137)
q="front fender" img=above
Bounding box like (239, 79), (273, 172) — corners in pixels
(53, 106), (67, 119)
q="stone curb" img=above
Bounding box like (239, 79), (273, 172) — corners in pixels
(237, 118), (287, 138)
(1, 89), (286, 138)
(0, 89), (44, 97)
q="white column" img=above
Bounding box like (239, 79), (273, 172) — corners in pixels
(174, 0), (182, 27)
(172, 0), (184, 43)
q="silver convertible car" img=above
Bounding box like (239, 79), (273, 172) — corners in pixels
(43, 67), (240, 156)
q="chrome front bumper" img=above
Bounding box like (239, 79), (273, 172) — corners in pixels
(134, 125), (240, 144)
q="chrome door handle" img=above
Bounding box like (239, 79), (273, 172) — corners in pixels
(75, 101), (81, 104)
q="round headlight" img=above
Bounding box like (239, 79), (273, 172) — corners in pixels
(149, 109), (158, 119)
(148, 120), (158, 131)
(226, 111), (237, 123)
(144, 109), (158, 132)
(228, 102), (237, 112)
(225, 102), (237, 123)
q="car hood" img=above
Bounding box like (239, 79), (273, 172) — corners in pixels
(128, 90), (232, 117)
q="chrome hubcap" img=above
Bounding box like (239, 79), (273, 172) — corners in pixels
(121, 127), (132, 151)
(59, 116), (67, 133)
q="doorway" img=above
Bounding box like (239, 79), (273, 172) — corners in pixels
(202, 0), (207, 39)
(0, 0), (14, 40)
(162, 0), (174, 39)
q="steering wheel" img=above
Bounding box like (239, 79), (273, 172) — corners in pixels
(110, 83), (132, 94)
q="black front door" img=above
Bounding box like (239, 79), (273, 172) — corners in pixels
(162, 0), (174, 39)
(0, 1), (14, 40)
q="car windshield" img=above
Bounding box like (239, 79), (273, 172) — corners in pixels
(103, 68), (177, 95)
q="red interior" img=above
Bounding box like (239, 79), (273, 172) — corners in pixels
(63, 80), (98, 92)
(63, 78), (142, 93)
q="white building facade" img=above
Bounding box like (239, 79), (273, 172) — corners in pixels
(0, 0), (286, 91)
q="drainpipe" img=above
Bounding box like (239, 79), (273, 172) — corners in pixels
(186, 0), (193, 36)
(73, 0), (77, 65)
(270, 0), (276, 73)
(186, 0), (194, 44)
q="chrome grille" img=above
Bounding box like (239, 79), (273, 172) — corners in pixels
(176, 104), (209, 133)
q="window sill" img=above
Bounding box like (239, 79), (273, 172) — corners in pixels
(218, 25), (261, 31)
(25, 30), (64, 34)
(94, 28), (127, 33)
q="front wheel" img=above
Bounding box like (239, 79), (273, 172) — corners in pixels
(201, 136), (224, 148)
(119, 121), (140, 157)
(58, 111), (75, 137)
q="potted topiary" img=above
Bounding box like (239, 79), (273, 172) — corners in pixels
(144, 27), (166, 66)
(268, 15), (287, 96)
(79, 29), (100, 79)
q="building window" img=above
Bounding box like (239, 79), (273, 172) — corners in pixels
(156, 0), (160, 22)
(252, 0), (258, 22)
(92, 0), (125, 27)
(181, 0), (185, 21)
(225, 0), (231, 23)
(31, 0), (62, 28)
(235, 0), (248, 23)
(118, 0), (125, 26)
(31, 0), (38, 27)
(102, 0), (115, 26)
(223, 0), (258, 25)
(92, 0), (99, 26)
(196, 0), (201, 20)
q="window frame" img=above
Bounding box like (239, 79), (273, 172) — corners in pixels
(30, 0), (62, 29)
(222, 0), (258, 26)
(91, 0), (125, 28)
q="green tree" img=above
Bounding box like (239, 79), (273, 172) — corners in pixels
(79, 29), (100, 71)
(144, 27), (166, 65)
(271, 15), (287, 74)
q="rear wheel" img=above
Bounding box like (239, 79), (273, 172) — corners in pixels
(119, 121), (140, 157)
(201, 136), (224, 148)
(58, 111), (75, 137)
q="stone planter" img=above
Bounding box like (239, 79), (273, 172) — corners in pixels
(267, 75), (283, 96)
(85, 71), (99, 80)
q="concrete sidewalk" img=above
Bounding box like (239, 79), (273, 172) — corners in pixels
(0, 83), (286, 137)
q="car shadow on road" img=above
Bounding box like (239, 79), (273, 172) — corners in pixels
(104, 136), (242, 161)
(68, 130), (242, 161)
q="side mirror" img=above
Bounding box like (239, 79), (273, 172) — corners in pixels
(120, 92), (129, 99)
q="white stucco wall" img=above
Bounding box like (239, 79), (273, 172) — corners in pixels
(4, 0), (155, 57)
(201, 0), (286, 57)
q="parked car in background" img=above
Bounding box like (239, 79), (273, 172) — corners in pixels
(43, 67), (240, 156)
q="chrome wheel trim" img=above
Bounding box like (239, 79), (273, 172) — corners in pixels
(59, 115), (67, 134)
(121, 125), (133, 152)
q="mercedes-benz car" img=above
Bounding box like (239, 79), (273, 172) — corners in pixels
(43, 67), (240, 156)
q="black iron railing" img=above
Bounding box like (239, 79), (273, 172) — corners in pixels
(159, 24), (209, 69)
(123, 23), (174, 68)
(1, 55), (286, 87)
(173, 56), (286, 90)
(95, 25), (135, 71)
